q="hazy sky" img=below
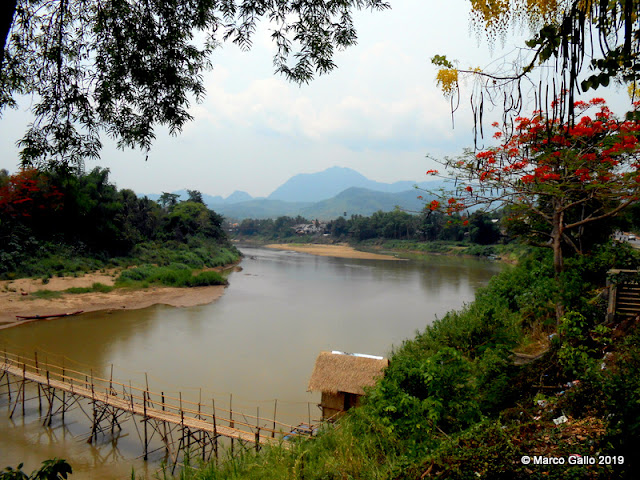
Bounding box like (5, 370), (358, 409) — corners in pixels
(0, 1), (634, 198)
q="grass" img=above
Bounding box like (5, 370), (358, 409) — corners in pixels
(30, 290), (63, 300)
(116, 264), (227, 288)
(26, 283), (114, 300)
(65, 283), (114, 294)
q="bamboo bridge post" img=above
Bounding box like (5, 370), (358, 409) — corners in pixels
(272, 399), (277, 438)
(229, 393), (234, 455)
(145, 373), (150, 406)
(9, 360), (26, 420)
(4, 350), (11, 402)
(255, 407), (260, 452)
(43, 370), (53, 426)
(35, 352), (41, 414)
(61, 365), (66, 422)
(199, 389), (205, 461)
(161, 392), (168, 455)
(89, 372), (97, 443)
(143, 390), (148, 460)
(212, 398), (218, 464)
(173, 407), (185, 476)
(21, 360), (25, 417)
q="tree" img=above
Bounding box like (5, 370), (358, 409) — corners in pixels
(424, 98), (640, 318)
(433, 1), (640, 138)
(166, 201), (224, 241)
(0, 0), (389, 169)
(158, 192), (180, 209)
(186, 189), (204, 204)
(468, 212), (500, 245)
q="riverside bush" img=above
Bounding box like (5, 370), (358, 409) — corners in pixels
(116, 264), (226, 288)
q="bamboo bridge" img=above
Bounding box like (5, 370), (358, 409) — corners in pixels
(0, 350), (315, 468)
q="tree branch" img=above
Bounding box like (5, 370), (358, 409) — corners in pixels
(0, 0), (17, 75)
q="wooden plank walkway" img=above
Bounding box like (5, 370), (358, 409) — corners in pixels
(0, 361), (279, 446)
(0, 349), (318, 461)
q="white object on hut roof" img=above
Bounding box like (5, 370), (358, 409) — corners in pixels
(331, 351), (384, 360)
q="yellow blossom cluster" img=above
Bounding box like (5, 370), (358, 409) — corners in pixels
(470, 0), (569, 39)
(436, 68), (459, 97)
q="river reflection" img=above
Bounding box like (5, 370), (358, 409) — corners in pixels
(0, 246), (504, 478)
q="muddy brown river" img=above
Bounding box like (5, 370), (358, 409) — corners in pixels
(0, 246), (504, 478)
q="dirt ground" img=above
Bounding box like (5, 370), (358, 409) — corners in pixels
(0, 270), (228, 328)
(265, 243), (402, 260)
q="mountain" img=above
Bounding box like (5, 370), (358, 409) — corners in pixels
(144, 189), (252, 205)
(268, 166), (436, 203)
(211, 199), (313, 219)
(223, 190), (253, 204)
(143, 167), (441, 218)
(216, 187), (435, 220)
(299, 187), (428, 219)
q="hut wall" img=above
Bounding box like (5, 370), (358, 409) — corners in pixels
(320, 391), (345, 420)
(320, 391), (364, 420)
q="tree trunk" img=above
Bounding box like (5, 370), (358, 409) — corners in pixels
(551, 206), (565, 327)
(0, 0), (17, 74)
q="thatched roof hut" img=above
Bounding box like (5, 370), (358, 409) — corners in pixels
(308, 351), (389, 396)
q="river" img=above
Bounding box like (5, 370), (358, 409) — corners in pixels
(0, 246), (504, 478)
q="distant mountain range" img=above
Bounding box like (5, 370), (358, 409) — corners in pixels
(145, 167), (442, 220)
(267, 166), (435, 203)
(145, 189), (257, 206)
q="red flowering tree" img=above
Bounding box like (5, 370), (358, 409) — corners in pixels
(0, 169), (64, 220)
(426, 98), (640, 291)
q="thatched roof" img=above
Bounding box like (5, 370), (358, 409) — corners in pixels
(307, 351), (389, 395)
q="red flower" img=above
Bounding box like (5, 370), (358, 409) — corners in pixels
(521, 175), (535, 184)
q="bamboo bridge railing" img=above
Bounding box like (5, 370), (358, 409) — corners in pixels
(0, 350), (316, 467)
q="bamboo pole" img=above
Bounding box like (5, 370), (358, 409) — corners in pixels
(89, 371), (97, 443)
(5, 350), (11, 402)
(199, 389), (205, 461)
(143, 390), (148, 460)
(21, 361), (25, 416)
(44, 370), (53, 426)
(272, 399), (277, 438)
(229, 393), (234, 455)
(35, 352), (41, 414)
(162, 392), (168, 455)
(212, 398), (218, 464)
(62, 364), (66, 422)
(255, 407), (260, 452)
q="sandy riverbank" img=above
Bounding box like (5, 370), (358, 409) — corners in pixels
(265, 243), (402, 260)
(0, 269), (231, 328)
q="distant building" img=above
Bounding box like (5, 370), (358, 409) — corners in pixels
(308, 351), (388, 421)
(292, 222), (327, 235)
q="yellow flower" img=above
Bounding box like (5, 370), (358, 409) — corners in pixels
(436, 68), (459, 97)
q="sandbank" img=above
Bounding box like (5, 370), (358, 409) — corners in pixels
(265, 243), (402, 260)
(0, 269), (230, 329)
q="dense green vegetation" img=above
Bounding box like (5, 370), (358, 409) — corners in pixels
(160, 242), (640, 479)
(233, 209), (503, 245)
(0, 168), (240, 281)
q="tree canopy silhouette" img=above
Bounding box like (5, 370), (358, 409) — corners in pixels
(0, 0), (389, 170)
